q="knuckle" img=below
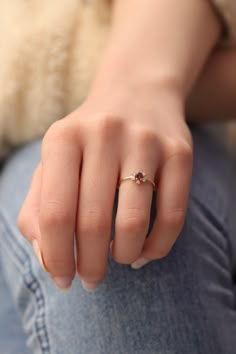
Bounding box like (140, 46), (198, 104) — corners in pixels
(94, 114), (123, 139)
(133, 127), (158, 148)
(78, 211), (109, 235)
(40, 201), (73, 229)
(165, 138), (193, 163)
(42, 121), (63, 144)
(41, 121), (72, 157)
(117, 210), (149, 235)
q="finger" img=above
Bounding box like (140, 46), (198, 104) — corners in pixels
(17, 163), (42, 243)
(113, 131), (159, 264)
(39, 121), (81, 288)
(76, 123), (120, 290)
(132, 144), (192, 269)
(17, 164), (49, 272)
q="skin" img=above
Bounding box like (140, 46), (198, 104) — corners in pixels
(18, 0), (234, 292)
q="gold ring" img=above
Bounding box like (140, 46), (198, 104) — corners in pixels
(118, 171), (156, 191)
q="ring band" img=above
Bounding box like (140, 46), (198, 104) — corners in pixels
(118, 171), (156, 191)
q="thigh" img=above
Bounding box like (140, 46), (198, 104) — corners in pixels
(0, 262), (31, 354)
(0, 128), (236, 354)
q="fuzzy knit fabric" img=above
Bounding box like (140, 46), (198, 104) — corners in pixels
(0, 0), (235, 157)
(0, 0), (112, 157)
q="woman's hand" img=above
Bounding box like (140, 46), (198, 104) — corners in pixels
(17, 84), (192, 291)
(18, 0), (221, 291)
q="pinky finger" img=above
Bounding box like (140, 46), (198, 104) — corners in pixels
(131, 149), (192, 269)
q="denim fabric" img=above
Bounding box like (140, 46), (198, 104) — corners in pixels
(0, 126), (236, 354)
(0, 262), (30, 354)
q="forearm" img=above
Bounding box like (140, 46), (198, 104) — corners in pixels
(187, 48), (236, 121)
(90, 0), (221, 102)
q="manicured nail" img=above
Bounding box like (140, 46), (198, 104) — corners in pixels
(131, 257), (150, 270)
(81, 280), (100, 292)
(53, 277), (72, 291)
(109, 240), (113, 253)
(32, 239), (48, 272)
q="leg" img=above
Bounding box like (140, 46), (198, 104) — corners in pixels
(0, 127), (236, 354)
(0, 262), (30, 354)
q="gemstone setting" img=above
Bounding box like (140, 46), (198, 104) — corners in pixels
(133, 171), (147, 184)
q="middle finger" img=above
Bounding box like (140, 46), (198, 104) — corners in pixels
(76, 131), (119, 287)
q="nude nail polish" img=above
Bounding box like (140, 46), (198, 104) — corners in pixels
(131, 257), (150, 269)
(53, 277), (72, 291)
(81, 280), (100, 292)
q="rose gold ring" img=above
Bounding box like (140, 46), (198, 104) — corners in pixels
(118, 171), (156, 191)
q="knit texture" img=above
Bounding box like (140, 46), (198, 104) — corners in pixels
(0, 0), (235, 157)
(0, 0), (111, 157)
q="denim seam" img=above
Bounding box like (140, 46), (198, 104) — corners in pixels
(0, 207), (51, 354)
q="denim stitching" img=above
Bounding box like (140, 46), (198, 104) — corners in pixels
(0, 209), (51, 354)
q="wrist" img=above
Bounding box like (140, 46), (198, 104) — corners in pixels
(93, 0), (221, 99)
(91, 44), (183, 94)
(89, 63), (184, 106)
(86, 71), (185, 126)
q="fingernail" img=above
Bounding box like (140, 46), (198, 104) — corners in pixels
(109, 240), (113, 253)
(53, 277), (72, 291)
(131, 257), (150, 270)
(32, 239), (48, 272)
(81, 280), (100, 292)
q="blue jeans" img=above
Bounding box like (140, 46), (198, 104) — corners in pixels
(0, 126), (236, 354)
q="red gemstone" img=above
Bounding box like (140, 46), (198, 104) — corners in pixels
(135, 172), (144, 182)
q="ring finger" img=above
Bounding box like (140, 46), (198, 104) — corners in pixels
(113, 132), (159, 264)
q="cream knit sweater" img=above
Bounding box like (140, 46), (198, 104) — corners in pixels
(0, 0), (235, 157)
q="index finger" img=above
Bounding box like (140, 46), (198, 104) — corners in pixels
(39, 121), (81, 288)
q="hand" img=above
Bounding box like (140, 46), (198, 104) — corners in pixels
(18, 0), (219, 291)
(17, 84), (193, 291)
